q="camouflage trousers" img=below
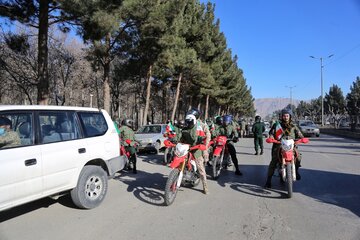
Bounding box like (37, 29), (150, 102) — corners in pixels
(195, 155), (208, 190)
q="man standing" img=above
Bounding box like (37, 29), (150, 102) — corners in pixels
(240, 119), (246, 138)
(119, 119), (137, 174)
(252, 116), (265, 155)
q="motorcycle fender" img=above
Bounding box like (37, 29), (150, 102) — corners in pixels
(283, 151), (294, 161)
(169, 156), (186, 169)
(292, 162), (296, 181)
(213, 147), (223, 156)
(190, 160), (197, 172)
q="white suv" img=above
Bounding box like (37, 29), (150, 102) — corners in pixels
(0, 105), (127, 211)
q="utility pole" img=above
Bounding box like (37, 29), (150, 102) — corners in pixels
(310, 54), (334, 126)
(285, 85), (296, 111)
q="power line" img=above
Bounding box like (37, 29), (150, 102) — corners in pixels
(324, 43), (360, 66)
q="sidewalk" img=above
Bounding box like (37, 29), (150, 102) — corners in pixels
(320, 127), (360, 141)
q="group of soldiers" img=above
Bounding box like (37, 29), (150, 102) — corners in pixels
(116, 107), (305, 193)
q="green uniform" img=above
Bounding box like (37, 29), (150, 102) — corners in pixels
(178, 123), (204, 158)
(176, 121), (210, 193)
(213, 124), (241, 174)
(267, 121), (304, 177)
(0, 130), (21, 148)
(119, 125), (138, 173)
(214, 124), (238, 139)
(239, 121), (245, 138)
(252, 121), (265, 154)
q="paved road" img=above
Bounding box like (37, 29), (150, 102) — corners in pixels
(1, 134), (359, 240)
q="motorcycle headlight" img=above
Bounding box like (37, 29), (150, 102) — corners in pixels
(174, 143), (190, 157)
(281, 139), (294, 151)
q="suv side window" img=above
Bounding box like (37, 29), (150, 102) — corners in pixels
(77, 112), (108, 137)
(0, 112), (33, 148)
(39, 111), (80, 144)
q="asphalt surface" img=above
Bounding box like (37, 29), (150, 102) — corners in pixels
(0, 134), (359, 240)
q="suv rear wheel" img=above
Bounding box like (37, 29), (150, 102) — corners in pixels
(70, 165), (108, 209)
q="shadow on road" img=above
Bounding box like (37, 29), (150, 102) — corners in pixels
(215, 164), (360, 217)
(137, 152), (165, 165)
(114, 170), (168, 207)
(0, 194), (74, 223)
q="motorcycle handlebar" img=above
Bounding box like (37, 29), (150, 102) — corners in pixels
(190, 144), (207, 151)
(164, 141), (207, 151)
(266, 137), (310, 144)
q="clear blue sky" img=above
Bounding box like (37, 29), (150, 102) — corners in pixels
(202, 0), (360, 101)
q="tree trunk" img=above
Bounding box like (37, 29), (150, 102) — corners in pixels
(205, 94), (209, 120)
(171, 72), (182, 122)
(142, 65), (152, 126)
(37, 0), (49, 105)
(103, 32), (111, 113)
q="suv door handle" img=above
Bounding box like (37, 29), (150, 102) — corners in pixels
(25, 158), (37, 166)
(78, 148), (86, 154)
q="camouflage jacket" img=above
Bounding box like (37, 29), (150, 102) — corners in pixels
(0, 130), (21, 148)
(269, 121), (304, 140)
(214, 124), (239, 139)
(119, 125), (136, 146)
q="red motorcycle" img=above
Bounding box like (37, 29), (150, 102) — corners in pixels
(210, 136), (233, 179)
(164, 142), (206, 206)
(266, 137), (309, 198)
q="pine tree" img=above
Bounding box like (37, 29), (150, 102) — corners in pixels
(324, 84), (346, 128)
(346, 76), (360, 130)
(0, 0), (70, 104)
(60, 0), (140, 113)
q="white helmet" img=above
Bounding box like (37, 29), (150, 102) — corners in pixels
(185, 114), (197, 128)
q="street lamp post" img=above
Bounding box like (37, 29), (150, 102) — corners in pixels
(310, 54), (333, 126)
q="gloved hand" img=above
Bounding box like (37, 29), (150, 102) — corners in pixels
(233, 137), (239, 143)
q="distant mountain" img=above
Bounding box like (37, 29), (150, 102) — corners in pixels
(254, 98), (300, 118)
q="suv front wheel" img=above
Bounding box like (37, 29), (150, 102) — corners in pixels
(70, 165), (108, 209)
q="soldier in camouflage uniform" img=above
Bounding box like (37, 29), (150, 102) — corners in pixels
(240, 119), (246, 138)
(176, 113), (211, 194)
(119, 119), (138, 174)
(251, 115), (265, 155)
(214, 115), (243, 176)
(212, 116), (222, 137)
(0, 117), (20, 148)
(264, 109), (304, 188)
(186, 108), (211, 163)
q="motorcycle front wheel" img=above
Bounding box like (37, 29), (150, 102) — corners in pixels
(286, 163), (293, 198)
(164, 168), (180, 206)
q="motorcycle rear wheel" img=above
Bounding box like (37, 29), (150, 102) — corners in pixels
(190, 171), (201, 187)
(212, 154), (224, 180)
(164, 147), (173, 165)
(286, 163), (293, 198)
(164, 168), (180, 206)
